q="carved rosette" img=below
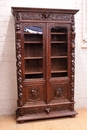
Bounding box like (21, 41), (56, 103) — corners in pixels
(16, 24), (23, 107)
(71, 15), (75, 108)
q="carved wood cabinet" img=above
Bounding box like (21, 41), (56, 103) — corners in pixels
(11, 7), (78, 122)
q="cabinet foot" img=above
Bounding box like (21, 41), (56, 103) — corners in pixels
(17, 120), (24, 123)
(71, 115), (75, 118)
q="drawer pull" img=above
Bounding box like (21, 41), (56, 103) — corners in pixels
(45, 108), (50, 114)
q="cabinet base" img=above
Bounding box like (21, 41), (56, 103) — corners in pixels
(16, 110), (77, 123)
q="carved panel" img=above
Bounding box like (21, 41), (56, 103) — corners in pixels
(50, 83), (67, 100)
(54, 86), (64, 98)
(28, 88), (40, 100)
(21, 13), (71, 21)
(25, 85), (44, 102)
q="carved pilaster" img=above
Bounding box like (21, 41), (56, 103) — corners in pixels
(71, 15), (75, 106)
(16, 23), (23, 107)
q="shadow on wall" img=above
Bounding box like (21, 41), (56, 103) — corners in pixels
(0, 14), (17, 115)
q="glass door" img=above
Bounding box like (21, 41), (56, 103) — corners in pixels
(23, 25), (46, 80)
(47, 25), (69, 103)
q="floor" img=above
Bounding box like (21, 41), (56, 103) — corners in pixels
(0, 109), (87, 130)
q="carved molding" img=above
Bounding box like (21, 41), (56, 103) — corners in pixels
(21, 13), (71, 21)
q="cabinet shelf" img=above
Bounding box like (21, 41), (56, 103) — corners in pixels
(24, 57), (42, 60)
(51, 56), (67, 59)
(51, 41), (67, 43)
(51, 32), (67, 35)
(25, 72), (43, 75)
(51, 70), (67, 73)
(24, 41), (42, 44)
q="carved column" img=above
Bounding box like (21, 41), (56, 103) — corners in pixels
(16, 22), (23, 107)
(71, 14), (75, 110)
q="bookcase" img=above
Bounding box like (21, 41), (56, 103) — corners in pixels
(12, 7), (79, 122)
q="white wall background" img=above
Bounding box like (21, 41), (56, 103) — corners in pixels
(0, 0), (87, 115)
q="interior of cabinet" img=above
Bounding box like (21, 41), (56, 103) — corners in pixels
(24, 26), (43, 79)
(51, 26), (68, 78)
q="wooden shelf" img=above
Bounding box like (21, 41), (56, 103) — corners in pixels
(51, 56), (67, 59)
(25, 72), (43, 75)
(51, 70), (67, 73)
(24, 57), (42, 60)
(24, 41), (42, 44)
(51, 32), (67, 35)
(51, 41), (67, 43)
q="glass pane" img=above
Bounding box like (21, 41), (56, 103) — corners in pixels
(51, 26), (68, 78)
(24, 26), (43, 34)
(24, 26), (43, 79)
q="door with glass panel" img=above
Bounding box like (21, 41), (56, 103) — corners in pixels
(48, 24), (70, 103)
(22, 23), (46, 104)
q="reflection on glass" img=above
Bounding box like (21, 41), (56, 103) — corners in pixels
(24, 26), (43, 34)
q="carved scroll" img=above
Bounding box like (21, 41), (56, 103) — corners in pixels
(16, 23), (23, 107)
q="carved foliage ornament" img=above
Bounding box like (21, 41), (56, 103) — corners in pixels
(18, 104), (69, 116)
(21, 13), (71, 21)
